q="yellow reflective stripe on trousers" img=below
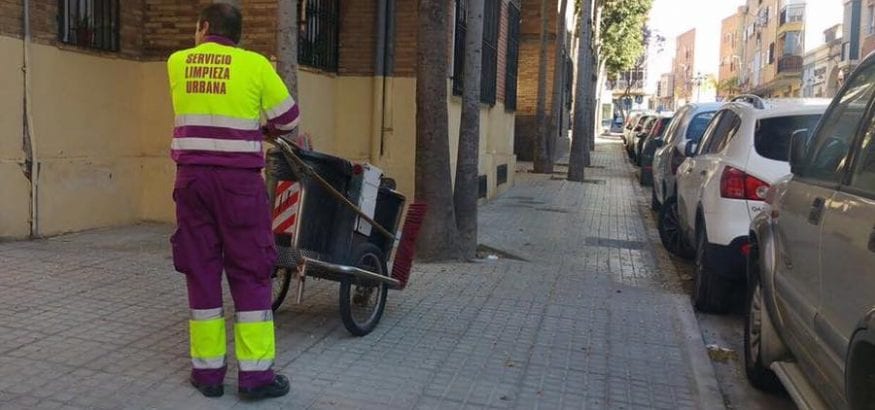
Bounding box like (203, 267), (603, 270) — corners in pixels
(190, 315), (227, 365)
(234, 310), (275, 368)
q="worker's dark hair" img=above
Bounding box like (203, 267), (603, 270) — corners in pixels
(198, 3), (242, 44)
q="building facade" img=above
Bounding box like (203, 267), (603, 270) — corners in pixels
(803, 24), (843, 98)
(719, 8), (746, 100)
(743, 0), (806, 97)
(0, 0), (521, 239)
(656, 72), (673, 111)
(672, 29), (696, 107)
(513, 1), (573, 161)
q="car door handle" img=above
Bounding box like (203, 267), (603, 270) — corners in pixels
(869, 226), (875, 253)
(808, 197), (826, 225)
(700, 170), (707, 176)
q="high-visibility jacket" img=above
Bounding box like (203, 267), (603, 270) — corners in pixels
(167, 36), (300, 169)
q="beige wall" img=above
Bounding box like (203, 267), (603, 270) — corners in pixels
(447, 86), (517, 201)
(0, 36), (31, 239)
(0, 35), (515, 239)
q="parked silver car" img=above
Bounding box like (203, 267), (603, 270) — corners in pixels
(746, 57), (875, 408)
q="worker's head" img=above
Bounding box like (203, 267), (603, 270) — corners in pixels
(196, 3), (242, 45)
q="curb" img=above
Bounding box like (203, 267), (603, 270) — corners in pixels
(673, 295), (727, 409)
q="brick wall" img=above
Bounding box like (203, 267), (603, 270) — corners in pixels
(394, 0), (418, 77)
(144, 0), (376, 74)
(520, 0), (556, 36)
(0, 0), (22, 37)
(517, 40), (556, 115)
(513, 0), (561, 161)
(1, 0), (145, 59)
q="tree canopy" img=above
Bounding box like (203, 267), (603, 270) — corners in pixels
(576, 0), (653, 76)
(600, 0), (652, 75)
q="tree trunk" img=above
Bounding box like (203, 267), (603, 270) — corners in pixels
(416, 0), (460, 261)
(533, 0), (553, 174)
(276, 0), (298, 100)
(268, 0), (299, 207)
(548, 0), (569, 162)
(567, 0), (594, 181)
(454, 0), (484, 261)
(589, 2), (603, 152)
(593, 58), (608, 141)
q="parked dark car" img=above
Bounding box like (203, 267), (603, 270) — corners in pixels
(639, 115), (673, 187)
(627, 115), (658, 162)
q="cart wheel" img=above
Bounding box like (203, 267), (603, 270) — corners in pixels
(339, 243), (389, 336)
(271, 267), (292, 312)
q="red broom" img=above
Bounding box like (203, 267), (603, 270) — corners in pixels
(391, 202), (428, 289)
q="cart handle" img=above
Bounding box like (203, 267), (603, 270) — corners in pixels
(267, 137), (398, 241)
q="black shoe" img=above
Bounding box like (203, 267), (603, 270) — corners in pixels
(238, 374), (290, 400)
(190, 378), (224, 398)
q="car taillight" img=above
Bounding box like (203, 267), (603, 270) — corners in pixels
(670, 147), (685, 174)
(720, 166), (769, 200)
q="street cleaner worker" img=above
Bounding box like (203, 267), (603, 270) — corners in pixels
(166, 3), (299, 400)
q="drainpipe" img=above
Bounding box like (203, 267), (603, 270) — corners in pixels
(371, 0), (388, 163)
(371, 0), (395, 163)
(22, 0), (39, 237)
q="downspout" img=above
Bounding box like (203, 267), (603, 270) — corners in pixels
(371, 0), (388, 163)
(22, 0), (39, 238)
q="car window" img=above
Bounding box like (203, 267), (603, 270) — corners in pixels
(655, 118), (673, 138)
(846, 101), (875, 193)
(802, 63), (875, 183)
(664, 107), (690, 144)
(695, 111), (725, 153)
(685, 111), (717, 142)
(755, 115), (823, 162)
(642, 117), (658, 133)
(700, 111), (741, 155)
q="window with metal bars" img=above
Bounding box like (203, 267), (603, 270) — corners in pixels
(298, 0), (339, 72)
(57, 0), (120, 52)
(452, 0), (500, 106)
(504, 3), (520, 110)
(481, 0), (499, 105)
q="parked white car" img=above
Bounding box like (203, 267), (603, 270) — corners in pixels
(673, 96), (829, 313)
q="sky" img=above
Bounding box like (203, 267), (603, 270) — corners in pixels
(646, 0), (844, 92)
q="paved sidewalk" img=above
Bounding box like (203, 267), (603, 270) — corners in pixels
(0, 136), (721, 409)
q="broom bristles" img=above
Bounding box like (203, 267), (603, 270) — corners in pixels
(391, 202), (428, 289)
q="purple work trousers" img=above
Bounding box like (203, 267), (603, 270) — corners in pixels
(171, 165), (278, 389)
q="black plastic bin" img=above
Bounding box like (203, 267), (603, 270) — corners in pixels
(267, 147), (357, 264)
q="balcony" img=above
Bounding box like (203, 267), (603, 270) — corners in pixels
(780, 5), (804, 25)
(777, 55), (803, 75)
(778, 4), (804, 36)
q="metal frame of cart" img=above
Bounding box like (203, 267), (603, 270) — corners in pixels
(267, 138), (423, 336)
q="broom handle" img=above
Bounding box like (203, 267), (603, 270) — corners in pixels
(268, 138), (398, 241)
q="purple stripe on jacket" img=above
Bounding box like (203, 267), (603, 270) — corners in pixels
(174, 126), (263, 140)
(269, 104), (299, 126)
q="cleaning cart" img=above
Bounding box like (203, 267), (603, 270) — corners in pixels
(266, 137), (426, 336)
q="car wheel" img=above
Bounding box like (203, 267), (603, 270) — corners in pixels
(692, 224), (733, 314)
(744, 245), (783, 391)
(657, 197), (694, 259)
(651, 188), (660, 211)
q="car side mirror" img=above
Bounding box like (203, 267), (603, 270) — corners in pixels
(684, 140), (699, 157)
(789, 129), (809, 173)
